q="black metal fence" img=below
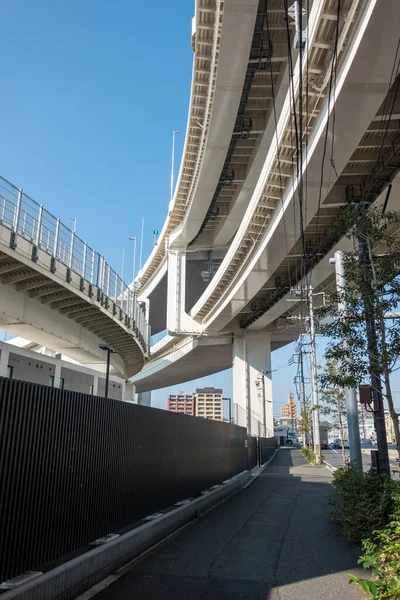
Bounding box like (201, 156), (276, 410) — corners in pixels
(259, 435), (279, 464)
(0, 377), (279, 582)
(247, 435), (258, 469)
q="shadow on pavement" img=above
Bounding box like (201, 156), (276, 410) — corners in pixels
(88, 449), (364, 600)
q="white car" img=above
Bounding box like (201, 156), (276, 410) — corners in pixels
(343, 440), (350, 449)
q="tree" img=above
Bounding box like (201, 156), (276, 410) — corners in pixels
(319, 360), (347, 466)
(298, 400), (312, 447)
(318, 206), (400, 459)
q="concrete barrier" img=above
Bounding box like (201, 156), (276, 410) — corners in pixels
(1, 471), (251, 600)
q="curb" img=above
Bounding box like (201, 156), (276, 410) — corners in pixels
(1, 471), (251, 600)
(323, 460), (338, 472)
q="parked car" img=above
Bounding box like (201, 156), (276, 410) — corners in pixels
(328, 442), (335, 449)
(343, 440), (350, 449)
(321, 441), (328, 450)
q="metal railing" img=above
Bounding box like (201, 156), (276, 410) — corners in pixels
(0, 175), (149, 352)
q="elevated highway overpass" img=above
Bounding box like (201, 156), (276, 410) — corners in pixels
(1, 0), (399, 437)
(134, 0), (400, 434)
(0, 176), (149, 380)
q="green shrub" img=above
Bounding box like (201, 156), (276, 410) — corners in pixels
(301, 446), (323, 465)
(349, 490), (400, 599)
(330, 466), (399, 544)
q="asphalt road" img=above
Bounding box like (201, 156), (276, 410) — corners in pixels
(323, 447), (400, 473)
(76, 449), (364, 600)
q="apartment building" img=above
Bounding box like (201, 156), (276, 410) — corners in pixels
(281, 393), (297, 419)
(195, 387), (223, 421)
(167, 391), (195, 416)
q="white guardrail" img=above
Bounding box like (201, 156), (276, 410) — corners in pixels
(0, 175), (150, 353)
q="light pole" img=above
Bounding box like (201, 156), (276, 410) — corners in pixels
(121, 248), (127, 281)
(70, 217), (76, 233)
(171, 130), (180, 202)
(99, 344), (119, 400)
(128, 236), (137, 283)
(139, 217), (147, 271)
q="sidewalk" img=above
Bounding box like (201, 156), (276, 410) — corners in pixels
(83, 449), (364, 600)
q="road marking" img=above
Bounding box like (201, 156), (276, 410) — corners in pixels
(332, 449), (338, 454)
(323, 460), (338, 472)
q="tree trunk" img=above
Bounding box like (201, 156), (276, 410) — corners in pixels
(338, 407), (347, 467)
(379, 315), (400, 460)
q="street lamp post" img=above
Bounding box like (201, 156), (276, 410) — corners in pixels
(99, 344), (119, 400)
(128, 236), (137, 282)
(139, 217), (147, 271)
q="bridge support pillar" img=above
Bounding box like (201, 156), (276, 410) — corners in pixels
(166, 251), (201, 335)
(137, 390), (151, 406)
(232, 332), (273, 437)
(0, 346), (10, 378)
(54, 360), (62, 389)
(122, 381), (135, 402)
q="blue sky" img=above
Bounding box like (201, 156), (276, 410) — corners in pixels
(2, 1), (399, 417)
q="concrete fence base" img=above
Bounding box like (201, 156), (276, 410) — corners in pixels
(2, 471), (251, 600)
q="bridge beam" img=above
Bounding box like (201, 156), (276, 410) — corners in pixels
(232, 332), (273, 437)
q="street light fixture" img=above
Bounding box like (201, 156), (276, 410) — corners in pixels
(128, 236), (137, 282)
(139, 217), (147, 271)
(99, 344), (119, 400)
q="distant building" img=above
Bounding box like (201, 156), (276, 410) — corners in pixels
(280, 417), (298, 429)
(360, 405), (375, 441)
(385, 410), (397, 444)
(281, 393), (297, 419)
(195, 387), (223, 421)
(167, 391), (195, 416)
(0, 339), (131, 401)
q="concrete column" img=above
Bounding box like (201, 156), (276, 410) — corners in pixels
(232, 332), (273, 436)
(0, 347), (10, 377)
(166, 250), (201, 335)
(92, 375), (99, 396)
(53, 360), (62, 389)
(232, 336), (247, 429)
(137, 391), (151, 407)
(122, 381), (135, 402)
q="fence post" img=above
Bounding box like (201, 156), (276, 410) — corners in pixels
(35, 205), (43, 246)
(68, 231), (75, 269)
(53, 219), (60, 257)
(14, 189), (22, 232)
(90, 249), (95, 284)
(82, 242), (87, 278)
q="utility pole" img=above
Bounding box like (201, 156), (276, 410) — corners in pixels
(329, 251), (362, 468)
(308, 287), (321, 463)
(299, 340), (308, 445)
(256, 371), (267, 438)
(357, 208), (390, 475)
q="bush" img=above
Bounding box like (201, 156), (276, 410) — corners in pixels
(301, 446), (323, 465)
(330, 466), (399, 544)
(349, 490), (400, 599)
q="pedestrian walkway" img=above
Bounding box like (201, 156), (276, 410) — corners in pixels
(81, 449), (364, 600)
